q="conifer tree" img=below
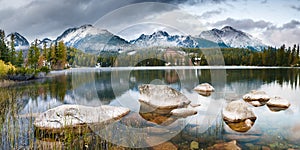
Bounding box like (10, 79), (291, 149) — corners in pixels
(0, 30), (9, 62)
(16, 50), (24, 67)
(9, 34), (16, 65)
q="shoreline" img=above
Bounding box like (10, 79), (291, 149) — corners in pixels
(61, 66), (300, 72)
(1, 66), (299, 87)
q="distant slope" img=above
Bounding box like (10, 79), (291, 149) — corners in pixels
(55, 24), (129, 53)
(199, 26), (266, 51)
(130, 31), (223, 48)
(6, 32), (29, 50)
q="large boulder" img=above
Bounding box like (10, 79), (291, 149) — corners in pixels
(138, 84), (191, 114)
(266, 96), (291, 112)
(242, 90), (270, 102)
(34, 104), (130, 134)
(223, 101), (257, 123)
(138, 84), (197, 125)
(222, 101), (256, 132)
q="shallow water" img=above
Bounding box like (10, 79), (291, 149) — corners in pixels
(0, 67), (299, 149)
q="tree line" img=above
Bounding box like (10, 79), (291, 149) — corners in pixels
(0, 29), (99, 77)
(220, 44), (300, 66)
(182, 45), (300, 66)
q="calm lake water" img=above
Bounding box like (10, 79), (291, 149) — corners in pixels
(1, 67), (300, 149)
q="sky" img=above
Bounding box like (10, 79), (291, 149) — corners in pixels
(0, 0), (299, 47)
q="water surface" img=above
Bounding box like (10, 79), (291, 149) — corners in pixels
(1, 67), (299, 149)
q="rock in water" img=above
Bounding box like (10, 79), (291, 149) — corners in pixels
(34, 105), (130, 133)
(266, 96), (291, 112)
(223, 101), (256, 123)
(194, 83), (215, 96)
(138, 84), (197, 125)
(170, 108), (197, 118)
(138, 84), (191, 114)
(194, 83), (215, 92)
(242, 90), (270, 102)
(222, 101), (256, 132)
(207, 140), (241, 150)
(190, 141), (199, 150)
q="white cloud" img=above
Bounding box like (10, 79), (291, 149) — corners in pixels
(260, 21), (300, 47)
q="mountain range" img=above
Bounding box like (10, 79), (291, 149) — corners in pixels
(4, 25), (267, 53)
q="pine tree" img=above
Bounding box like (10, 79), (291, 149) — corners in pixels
(27, 40), (40, 69)
(42, 42), (48, 61)
(27, 45), (34, 68)
(276, 45), (285, 66)
(33, 40), (40, 69)
(56, 41), (67, 69)
(50, 43), (57, 69)
(9, 33), (16, 65)
(16, 50), (24, 67)
(0, 30), (9, 62)
(297, 44), (300, 65)
(291, 44), (297, 65)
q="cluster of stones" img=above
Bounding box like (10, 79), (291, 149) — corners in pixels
(243, 90), (291, 111)
(222, 90), (291, 133)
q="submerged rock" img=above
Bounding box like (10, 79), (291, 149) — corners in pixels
(246, 100), (266, 107)
(138, 84), (191, 114)
(222, 101), (256, 132)
(34, 104), (130, 133)
(243, 90), (270, 102)
(266, 96), (291, 112)
(170, 108), (197, 118)
(222, 101), (257, 123)
(190, 141), (199, 150)
(207, 140), (241, 150)
(152, 142), (178, 150)
(225, 119), (255, 132)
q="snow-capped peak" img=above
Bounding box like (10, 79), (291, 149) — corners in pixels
(130, 31), (216, 48)
(55, 25), (129, 53)
(199, 26), (266, 51)
(56, 24), (111, 46)
(6, 32), (29, 50)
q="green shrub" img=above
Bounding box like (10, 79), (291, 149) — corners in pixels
(40, 66), (50, 74)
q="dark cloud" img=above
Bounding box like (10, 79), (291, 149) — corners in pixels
(212, 18), (272, 30)
(282, 20), (300, 29)
(291, 5), (300, 11)
(199, 10), (223, 19)
(185, 0), (228, 5)
(261, 0), (267, 4)
(0, 0), (184, 41)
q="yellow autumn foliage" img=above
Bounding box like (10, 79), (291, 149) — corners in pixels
(0, 60), (15, 77)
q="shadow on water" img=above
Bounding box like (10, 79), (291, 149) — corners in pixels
(0, 68), (300, 149)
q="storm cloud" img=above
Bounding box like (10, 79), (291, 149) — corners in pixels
(0, 0), (186, 41)
(0, 0), (299, 47)
(199, 10), (223, 19)
(211, 18), (272, 30)
(291, 5), (300, 11)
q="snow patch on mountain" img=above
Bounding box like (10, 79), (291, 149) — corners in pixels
(55, 24), (129, 53)
(199, 26), (266, 51)
(130, 31), (217, 48)
(6, 32), (29, 50)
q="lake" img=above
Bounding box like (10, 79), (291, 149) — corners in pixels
(1, 67), (300, 149)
